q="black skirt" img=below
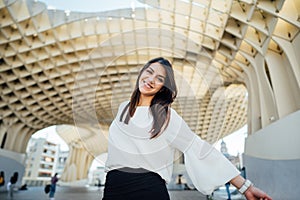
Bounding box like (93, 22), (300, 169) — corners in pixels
(102, 168), (170, 200)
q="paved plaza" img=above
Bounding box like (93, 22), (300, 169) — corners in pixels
(0, 186), (246, 200)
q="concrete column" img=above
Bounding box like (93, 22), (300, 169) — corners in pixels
(1, 119), (36, 153)
(57, 125), (108, 183)
(0, 126), (7, 148)
(265, 50), (300, 118)
(273, 35), (300, 88)
(60, 143), (94, 182)
(239, 52), (278, 132)
(14, 127), (35, 153)
(237, 62), (261, 134)
(251, 54), (278, 128)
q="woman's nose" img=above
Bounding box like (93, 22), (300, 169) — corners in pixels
(148, 76), (154, 83)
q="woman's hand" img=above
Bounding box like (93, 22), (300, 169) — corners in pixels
(244, 185), (272, 200)
(230, 175), (272, 200)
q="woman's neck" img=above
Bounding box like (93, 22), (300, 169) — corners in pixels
(138, 95), (153, 106)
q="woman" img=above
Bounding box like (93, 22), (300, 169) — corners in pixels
(0, 171), (5, 187)
(8, 172), (18, 198)
(49, 173), (58, 200)
(102, 57), (272, 200)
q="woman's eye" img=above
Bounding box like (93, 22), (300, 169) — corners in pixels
(146, 70), (153, 74)
(157, 77), (164, 83)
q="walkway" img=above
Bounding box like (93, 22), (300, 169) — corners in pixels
(0, 186), (246, 200)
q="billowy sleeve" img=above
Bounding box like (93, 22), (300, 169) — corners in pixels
(165, 109), (240, 195)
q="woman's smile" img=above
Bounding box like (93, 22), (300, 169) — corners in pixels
(142, 80), (153, 89)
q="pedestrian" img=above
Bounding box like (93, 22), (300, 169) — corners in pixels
(49, 173), (59, 200)
(102, 57), (272, 200)
(241, 166), (246, 179)
(0, 171), (5, 187)
(97, 178), (102, 188)
(8, 172), (18, 198)
(225, 181), (231, 200)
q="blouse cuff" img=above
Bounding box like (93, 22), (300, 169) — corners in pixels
(184, 137), (240, 195)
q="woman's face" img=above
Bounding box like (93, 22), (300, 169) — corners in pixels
(138, 62), (166, 97)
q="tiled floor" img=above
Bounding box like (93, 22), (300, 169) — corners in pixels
(0, 186), (245, 200)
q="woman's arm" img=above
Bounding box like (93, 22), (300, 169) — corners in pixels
(230, 175), (272, 200)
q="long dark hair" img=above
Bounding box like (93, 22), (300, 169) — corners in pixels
(120, 57), (177, 138)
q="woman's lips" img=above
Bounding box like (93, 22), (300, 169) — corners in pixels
(143, 80), (153, 89)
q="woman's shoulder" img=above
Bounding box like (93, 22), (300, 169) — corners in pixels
(168, 107), (185, 126)
(114, 100), (130, 117)
(169, 107), (182, 119)
(118, 100), (130, 110)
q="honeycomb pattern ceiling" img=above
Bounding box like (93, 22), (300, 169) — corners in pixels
(1, 0), (299, 150)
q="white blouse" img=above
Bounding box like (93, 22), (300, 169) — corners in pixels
(105, 101), (240, 195)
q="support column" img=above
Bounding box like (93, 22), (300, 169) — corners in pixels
(265, 50), (300, 118)
(60, 142), (94, 182)
(239, 52), (278, 133)
(235, 62), (261, 133)
(251, 54), (278, 128)
(57, 124), (109, 183)
(273, 35), (300, 88)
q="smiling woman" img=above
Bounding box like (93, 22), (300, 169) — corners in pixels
(102, 57), (272, 200)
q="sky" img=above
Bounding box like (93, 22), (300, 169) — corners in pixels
(38, 0), (148, 12)
(214, 125), (247, 156)
(32, 125), (69, 151)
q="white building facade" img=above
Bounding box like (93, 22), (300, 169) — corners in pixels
(23, 138), (68, 186)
